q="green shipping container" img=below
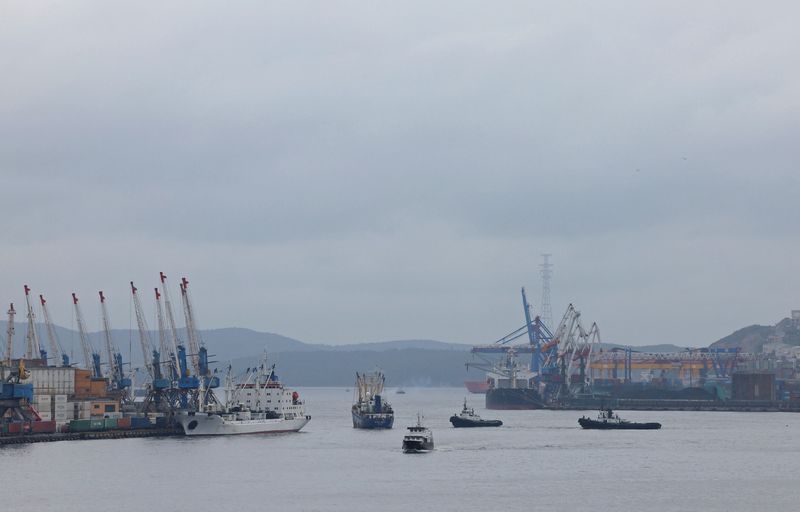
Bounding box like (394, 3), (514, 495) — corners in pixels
(70, 419), (92, 432)
(90, 419), (105, 431)
(104, 418), (117, 430)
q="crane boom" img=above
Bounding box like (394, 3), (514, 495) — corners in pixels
(99, 291), (115, 375)
(130, 282), (154, 379)
(23, 285), (44, 361)
(4, 303), (14, 366)
(154, 287), (177, 379)
(40, 294), (68, 367)
(179, 277), (201, 376)
(160, 272), (183, 374)
(73, 293), (102, 378)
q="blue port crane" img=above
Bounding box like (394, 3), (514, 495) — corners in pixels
(72, 293), (103, 378)
(467, 287), (555, 388)
(131, 282), (173, 412)
(159, 272), (199, 409)
(179, 277), (219, 408)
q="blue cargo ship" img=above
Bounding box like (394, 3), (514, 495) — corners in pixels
(352, 371), (394, 429)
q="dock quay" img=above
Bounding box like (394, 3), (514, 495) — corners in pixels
(0, 427), (183, 445)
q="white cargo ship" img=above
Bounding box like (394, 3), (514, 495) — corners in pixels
(177, 357), (310, 436)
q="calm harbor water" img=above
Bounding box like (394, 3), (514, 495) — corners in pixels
(3, 387), (799, 511)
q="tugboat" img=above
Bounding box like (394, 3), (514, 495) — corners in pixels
(449, 399), (502, 428)
(352, 371), (394, 429)
(402, 414), (434, 453)
(578, 407), (661, 430)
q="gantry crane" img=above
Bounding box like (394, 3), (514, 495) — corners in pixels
(39, 294), (69, 367)
(72, 293), (103, 378)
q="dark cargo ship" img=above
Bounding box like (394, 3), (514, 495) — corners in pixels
(352, 371), (394, 429)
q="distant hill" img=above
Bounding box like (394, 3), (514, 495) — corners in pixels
(711, 317), (800, 353)
(325, 339), (469, 352)
(231, 348), (473, 387)
(5, 324), (468, 366)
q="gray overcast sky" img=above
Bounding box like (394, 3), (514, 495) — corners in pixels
(1, 1), (798, 347)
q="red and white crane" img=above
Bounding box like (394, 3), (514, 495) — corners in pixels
(179, 277), (201, 376)
(130, 282), (155, 379)
(99, 291), (129, 390)
(39, 294), (68, 367)
(73, 293), (102, 378)
(154, 286), (176, 378)
(23, 285), (42, 361)
(159, 272), (183, 376)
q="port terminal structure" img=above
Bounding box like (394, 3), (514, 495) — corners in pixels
(1, 273), (223, 442)
(466, 287), (757, 407)
(133, 273), (221, 414)
(467, 287), (601, 402)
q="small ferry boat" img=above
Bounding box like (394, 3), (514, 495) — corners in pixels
(402, 415), (434, 453)
(449, 399), (502, 428)
(578, 407), (661, 430)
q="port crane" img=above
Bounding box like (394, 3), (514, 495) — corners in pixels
(179, 277), (219, 408)
(544, 303), (600, 398)
(154, 287), (178, 381)
(39, 294), (69, 367)
(468, 287), (555, 382)
(160, 272), (200, 409)
(131, 281), (174, 411)
(72, 293), (103, 378)
(98, 291), (131, 392)
(23, 285), (45, 362)
(1, 304), (15, 380)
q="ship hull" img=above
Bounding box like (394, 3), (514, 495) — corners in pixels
(592, 384), (715, 401)
(177, 412), (310, 436)
(402, 439), (433, 453)
(578, 418), (661, 430)
(485, 388), (544, 410)
(449, 416), (502, 428)
(464, 380), (490, 394)
(352, 409), (394, 429)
